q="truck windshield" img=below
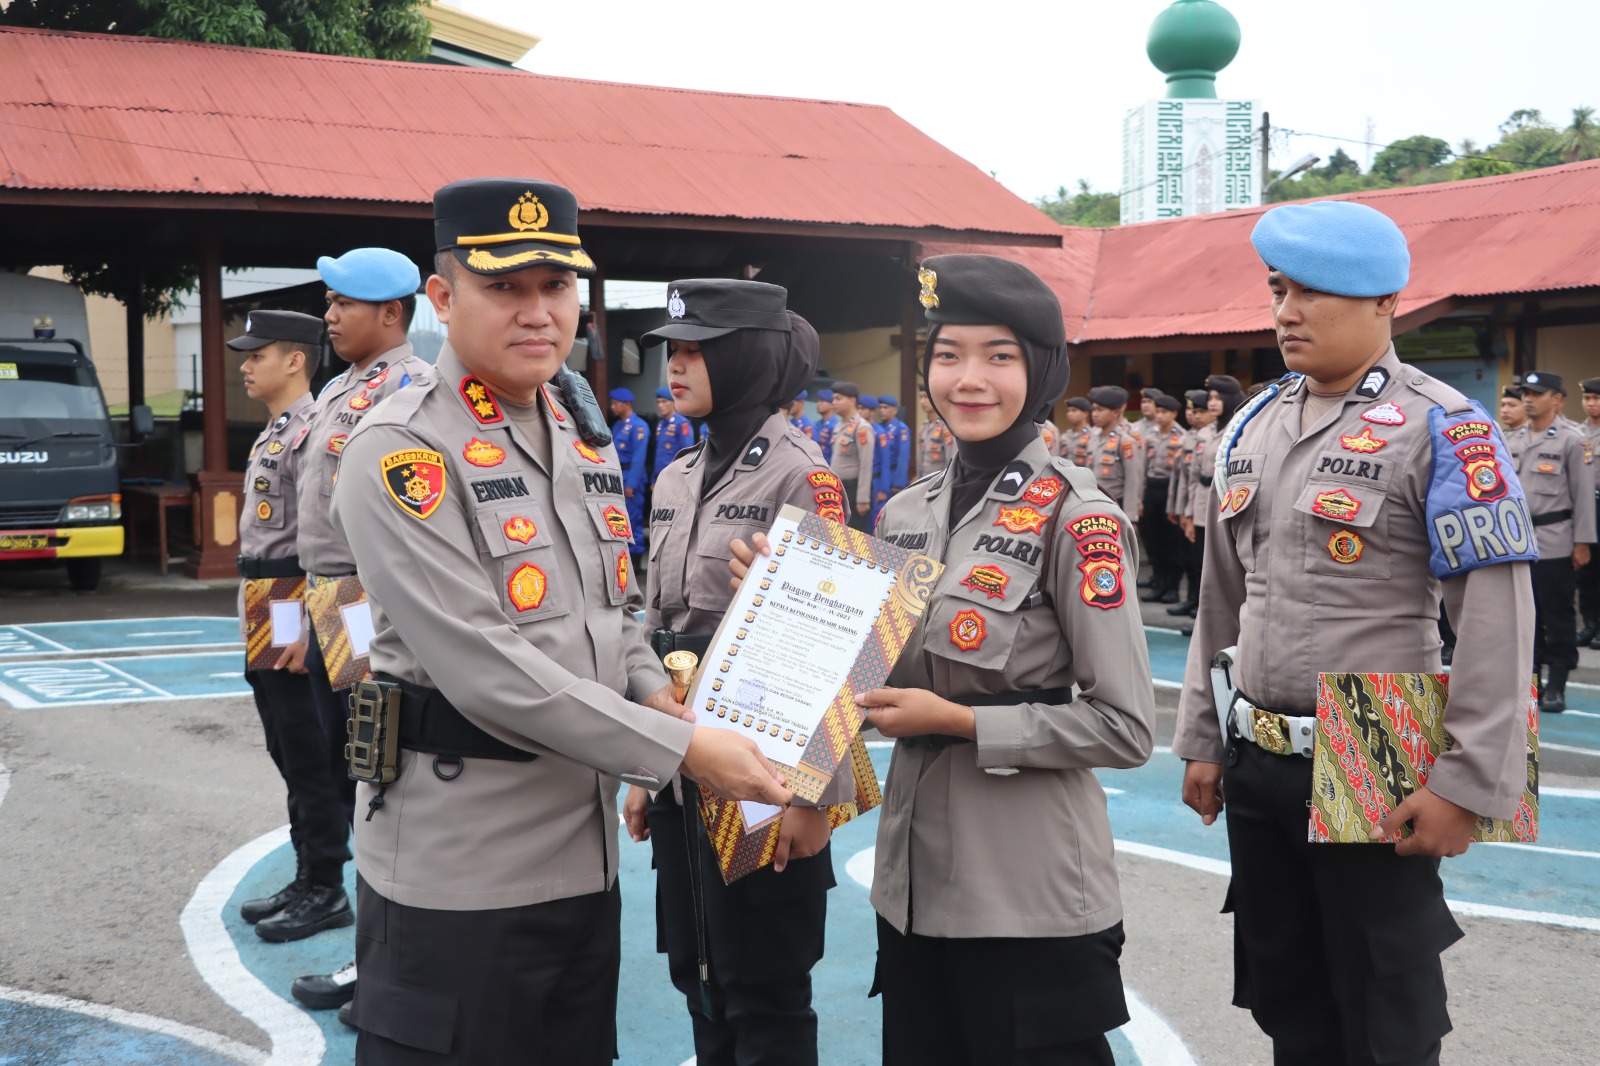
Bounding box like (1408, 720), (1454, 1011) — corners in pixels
(0, 359), (109, 425)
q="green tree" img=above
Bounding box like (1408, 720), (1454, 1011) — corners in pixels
(1034, 180), (1121, 228)
(1316, 147), (1362, 180)
(1548, 106), (1600, 164)
(1371, 135), (1451, 182)
(0, 0), (433, 317)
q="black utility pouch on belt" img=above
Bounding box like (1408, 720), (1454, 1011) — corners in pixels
(650, 629), (712, 661)
(346, 678), (402, 786)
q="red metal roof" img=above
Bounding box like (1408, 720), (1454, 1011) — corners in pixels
(0, 26), (1061, 241)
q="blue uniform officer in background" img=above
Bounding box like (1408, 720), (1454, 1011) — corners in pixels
(789, 390), (817, 441)
(878, 393), (911, 494)
(609, 387), (650, 563)
(814, 388), (840, 462)
(652, 385), (695, 481)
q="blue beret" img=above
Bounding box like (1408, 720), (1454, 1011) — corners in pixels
(878, 394), (899, 406)
(817, 389), (834, 402)
(609, 387), (634, 403)
(316, 247), (420, 302)
(1250, 201), (1409, 297)
(860, 395), (879, 408)
(655, 387), (672, 400)
(794, 390), (808, 402)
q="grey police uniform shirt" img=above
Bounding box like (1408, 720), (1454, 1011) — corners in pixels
(296, 342), (434, 578)
(870, 437), (1156, 939)
(1144, 422), (1186, 483)
(1166, 426), (1196, 516)
(1089, 419), (1145, 515)
(1187, 423), (1221, 525)
(646, 409), (854, 807)
(828, 412), (876, 511)
(328, 344), (693, 911)
(236, 391), (315, 638)
(1507, 420), (1597, 557)
(1174, 348), (1536, 822)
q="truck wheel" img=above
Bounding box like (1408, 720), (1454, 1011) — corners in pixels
(66, 558), (103, 592)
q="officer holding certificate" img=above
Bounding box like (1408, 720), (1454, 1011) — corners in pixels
(1175, 201), (1537, 1066)
(627, 278), (850, 1066)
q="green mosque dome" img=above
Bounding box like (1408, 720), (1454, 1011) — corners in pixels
(1146, 0), (1241, 99)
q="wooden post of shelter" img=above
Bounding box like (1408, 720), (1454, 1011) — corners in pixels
(588, 269), (608, 401)
(184, 217), (239, 580)
(123, 264), (144, 408)
(899, 247), (922, 482)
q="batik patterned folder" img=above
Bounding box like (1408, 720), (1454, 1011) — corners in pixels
(304, 574), (373, 689)
(242, 576), (305, 672)
(1309, 671), (1539, 844)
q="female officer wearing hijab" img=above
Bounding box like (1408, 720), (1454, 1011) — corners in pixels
(855, 255), (1156, 1065)
(625, 278), (852, 1066)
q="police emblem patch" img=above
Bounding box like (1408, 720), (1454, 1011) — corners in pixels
(507, 563), (548, 611)
(502, 516), (537, 544)
(327, 434), (348, 455)
(1360, 402), (1405, 426)
(917, 267), (939, 309)
(348, 392), (372, 412)
(256, 501), (272, 521)
(1022, 477), (1064, 506)
(509, 191), (549, 232)
(1339, 427), (1387, 453)
(254, 475), (271, 492)
(1077, 556), (1125, 609)
(459, 377), (504, 425)
(1121, 440), (1134, 460)
(573, 440), (605, 464)
(949, 608), (986, 651)
(667, 289), (686, 319)
(616, 551), (629, 594)
(808, 470), (843, 491)
(960, 564), (1010, 600)
(1536, 462), (1556, 474)
(267, 440), (285, 455)
(1311, 488), (1361, 521)
(813, 488), (845, 523)
(380, 449), (447, 520)
(1326, 528), (1364, 564)
(1443, 421), (1493, 445)
(463, 437), (505, 467)
(1067, 514), (1121, 542)
(1230, 485), (1250, 513)
(1457, 442), (1509, 501)
(603, 504), (632, 540)
(996, 505), (1049, 535)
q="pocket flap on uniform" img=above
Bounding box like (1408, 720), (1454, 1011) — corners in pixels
(475, 505), (549, 557)
(1013, 973), (1129, 1048)
(1364, 895), (1463, 977)
(352, 976), (457, 1053)
(1291, 481), (1388, 530)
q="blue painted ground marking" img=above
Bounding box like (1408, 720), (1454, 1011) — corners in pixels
(0, 652), (248, 708)
(0, 999), (245, 1066)
(0, 617), (241, 659)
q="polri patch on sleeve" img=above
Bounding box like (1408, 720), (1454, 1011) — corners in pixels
(381, 449), (447, 520)
(1424, 403), (1537, 578)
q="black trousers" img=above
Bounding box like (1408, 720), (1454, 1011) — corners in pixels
(1223, 742), (1461, 1066)
(351, 876), (621, 1065)
(1139, 478), (1179, 589)
(244, 667), (349, 884)
(1180, 525), (1205, 604)
(1530, 556), (1579, 671)
(843, 478), (870, 532)
(1578, 499), (1600, 625)
(304, 613), (357, 828)
(646, 785), (831, 1066)
(873, 915), (1126, 1066)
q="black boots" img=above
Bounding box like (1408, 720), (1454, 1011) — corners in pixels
(292, 960), (358, 1010)
(255, 884), (354, 942)
(1540, 666), (1569, 714)
(240, 859), (308, 924)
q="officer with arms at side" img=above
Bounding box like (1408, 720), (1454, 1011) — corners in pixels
(1086, 385), (1144, 518)
(1507, 371), (1596, 712)
(826, 382), (876, 531)
(230, 311), (352, 939)
(328, 179), (791, 1064)
(609, 386), (651, 568)
(917, 389), (955, 472)
(1176, 201), (1537, 1066)
(1579, 377), (1600, 648)
(653, 386), (697, 482)
(1060, 396), (1093, 465)
(814, 389), (839, 462)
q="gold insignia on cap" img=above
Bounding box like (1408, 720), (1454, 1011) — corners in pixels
(917, 266), (939, 309)
(465, 247), (596, 272)
(509, 191), (550, 232)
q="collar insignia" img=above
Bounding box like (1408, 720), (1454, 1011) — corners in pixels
(1339, 427), (1387, 453)
(743, 438), (769, 467)
(272, 412), (290, 430)
(1355, 368), (1390, 399)
(574, 440), (605, 464)
(1360, 402), (1405, 426)
(997, 460), (1033, 496)
(365, 368), (388, 390)
(463, 437), (506, 467)
(460, 377), (504, 425)
(362, 361), (389, 380)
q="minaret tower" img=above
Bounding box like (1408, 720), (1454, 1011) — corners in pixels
(1120, 0), (1260, 223)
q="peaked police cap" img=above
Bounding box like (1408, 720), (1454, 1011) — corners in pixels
(640, 279), (791, 345)
(434, 178), (596, 277)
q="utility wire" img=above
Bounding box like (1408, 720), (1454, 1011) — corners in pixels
(1277, 127), (1559, 170)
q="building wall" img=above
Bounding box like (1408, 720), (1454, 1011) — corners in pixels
(28, 267), (178, 408)
(1536, 323), (1600, 421)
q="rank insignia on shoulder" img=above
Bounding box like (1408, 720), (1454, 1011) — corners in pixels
(616, 551), (630, 594)
(997, 460), (1032, 495)
(1339, 427), (1387, 453)
(1077, 556), (1125, 609)
(363, 361), (389, 381)
(365, 369), (388, 389)
(1355, 367), (1389, 399)
(463, 437), (505, 467)
(948, 608), (986, 651)
(603, 504), (632, 540)
(540, 384), (566, 422)
(507, 562), (547, 611)
(380, 449), (447, 520)
(960, 564), (1010, 600)
(460, 377), (504, 425)
(256, 501), (272, 520)
(1311, 488), (1361, 521)
(348, 393), (372, 412)
(574, 440), (605, 464)
(1022, 476), (1063, 506)
(996, 505), (1048, 535)
(1360, 402), (1405, 426)
(327, 434), (348, 455)
(1067, 514), (1121, 542)
(267, 440), (285, 455)
(272, 412), (290, 430)
(743, 438), (769, 466)
(1326, 528), (1364, 564)
(503, 515), (537, 544)
(254, 475), (271, 492)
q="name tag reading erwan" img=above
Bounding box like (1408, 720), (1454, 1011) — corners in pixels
(684, 504), (942, 832)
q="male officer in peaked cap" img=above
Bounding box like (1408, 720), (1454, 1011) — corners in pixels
(1507, 371), (1596, 710)
(328, 177), (791, 1064)
(1176, 200), (1536, 1066)
(1579, 377), (1600, 647)
(608, 387), (650, 567)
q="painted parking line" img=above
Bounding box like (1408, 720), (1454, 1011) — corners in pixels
(0, 651), (249, 708)
(0, 616), (242, 659)
(0, 986), (262, 1065)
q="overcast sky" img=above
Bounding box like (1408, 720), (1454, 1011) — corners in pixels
(462, 0), (1596, 204)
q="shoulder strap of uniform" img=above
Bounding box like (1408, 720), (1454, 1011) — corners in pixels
(1051, 457), (1111, 505)
(1215, 373), (1300, 495)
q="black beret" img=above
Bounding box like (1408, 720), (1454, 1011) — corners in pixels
(830, 381), (861, 399)
(1065, 397), (1091, 413)
(917, 255), (1065, 348)
(1140, 387), (1166, 400)
(434, 177), (596, 276)
(1582, 377), (1600, 396)
(640, 279), (791, 345)
(1088, 385), (1128, 409)
(227, 309), (324, 351)
(1185, 389), (1211, 408)
(1521, 370), (1564, 394)
(1204, 374), (1244, 394)
(1154, 394), (1182, 412)
(1501, 385), (1525, 400)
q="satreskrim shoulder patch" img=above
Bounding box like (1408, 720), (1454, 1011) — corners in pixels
(381, 449), (447, 520)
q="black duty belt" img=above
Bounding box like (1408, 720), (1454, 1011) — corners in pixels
(902, 688), (1075, 751)
(375, 673), (536, 763)
(651, 629), (712, 661)
(237, 555), (305, 579)
(1197, 473), (1214, 487)
(1532, 509), (1573, 527)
